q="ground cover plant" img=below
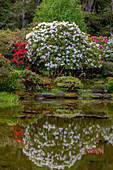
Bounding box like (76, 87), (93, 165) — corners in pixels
(0, 92), (19, 102)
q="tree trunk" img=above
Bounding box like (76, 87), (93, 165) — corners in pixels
(57, 66), (65, 77)
(22, 0), (25, 28)
(92, 0), (96, 12)
(85, 0), (92, 13)
(85, 0), (88, 12)
(38, 0), (41, 5)
(49, 70), (51, 78)
(88, 0), (92, 13)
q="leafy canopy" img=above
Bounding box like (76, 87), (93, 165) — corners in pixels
(33, 0), (86, 32)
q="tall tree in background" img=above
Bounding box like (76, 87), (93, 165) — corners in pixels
(22, 0), (25, 28)
(111, 0), (113, 34)
(78, 0), (111, 36)
(0, 0), (39, 29)
(85, 0), (92, 13)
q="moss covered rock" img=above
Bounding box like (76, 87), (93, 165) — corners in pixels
(54, 76), (83, 92)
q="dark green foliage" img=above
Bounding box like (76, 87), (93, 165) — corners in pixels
(54, 76), (83, 92)
(84, 12), (111, 36)
(0, 1), (11, 29)
(20, 69), (44, 91)
(102, 62), (113, 77)
(0, 0), (38, 30)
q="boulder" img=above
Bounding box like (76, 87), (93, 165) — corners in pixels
(92, 84), (106, 94)
(42, 93), (56, 98)
(57, 91), (65, 97)
(64, 93), (79, 99)
(91, 93), (103, 99)
(103, 93), (112, 99)
(35, 93), (43, 98)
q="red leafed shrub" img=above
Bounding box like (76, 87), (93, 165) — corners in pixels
(10, 41), (30, 70)
(44, 80), (51, 85)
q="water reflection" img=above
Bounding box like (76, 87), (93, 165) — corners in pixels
(23, 117), (113, 169)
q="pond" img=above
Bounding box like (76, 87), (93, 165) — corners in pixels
(0, 99), (113, 170)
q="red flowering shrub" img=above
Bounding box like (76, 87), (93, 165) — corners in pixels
(90, 36), (108, 52)
(10, 41), (30, 70)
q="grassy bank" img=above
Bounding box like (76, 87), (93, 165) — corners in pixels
(0, 92), (20, 102)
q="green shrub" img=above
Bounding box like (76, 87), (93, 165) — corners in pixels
(20, 69), (44, 91)
(0, 54), (13, 76)
(54, 76), (83, 92)
(106, 77), (113, 93)
(0, 55), (20, 91)
(101, 62), (113, 77)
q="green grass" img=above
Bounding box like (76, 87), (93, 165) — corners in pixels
(0, 92), (20, 102)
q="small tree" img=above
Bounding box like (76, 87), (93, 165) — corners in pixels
(33, 0), (86, 32)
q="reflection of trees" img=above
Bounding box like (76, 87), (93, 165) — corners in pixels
(23, 118), (113, 169)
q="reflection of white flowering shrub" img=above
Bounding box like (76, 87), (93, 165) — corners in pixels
(26, 21), (102, 75)
(23, 118), (109, 169)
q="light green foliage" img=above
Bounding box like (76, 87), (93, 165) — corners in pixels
(0, 92), (19, 102)
(26, 21), (103, 76)
(20, 69), (44, 91)
(34, 0), (86, 32)
(54, 76), (83, 92)
(0, 30), (12, 55)
(106, 77), (113, 93)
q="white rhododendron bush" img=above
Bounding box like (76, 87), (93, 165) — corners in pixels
(26, 21), (103, 75)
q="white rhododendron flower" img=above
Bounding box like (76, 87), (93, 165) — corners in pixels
(26, 21), (103, 72)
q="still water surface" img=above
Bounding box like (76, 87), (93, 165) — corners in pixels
(0, 99), (113, 170)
